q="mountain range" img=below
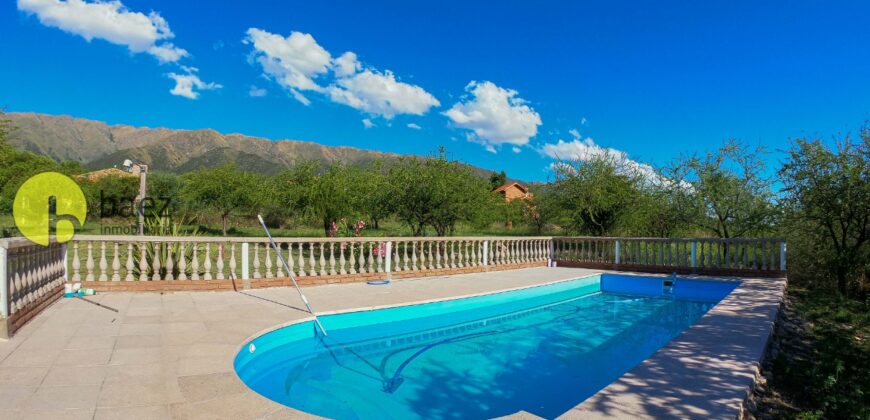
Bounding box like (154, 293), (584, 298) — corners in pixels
(5, 112), (494, 176)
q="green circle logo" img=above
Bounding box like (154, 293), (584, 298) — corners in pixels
(13, 172), (87, 246)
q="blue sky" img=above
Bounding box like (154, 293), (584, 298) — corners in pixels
(2, 1), (869, 181)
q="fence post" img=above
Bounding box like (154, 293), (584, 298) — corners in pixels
(0, 244), (7, 320)
(548, 239), (555, 267)
(0, 242), (8, 339)
(614, 240), (621, 265)
(780, 242), (787, 272)
(62, 243), (68, 282)
(241, 242), (250, 281)
(385, 241), (392, 279)
(691, 241), (697, 269)
(482, 240), (489, 269)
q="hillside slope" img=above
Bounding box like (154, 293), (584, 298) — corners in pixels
(4, 112), (437, 175)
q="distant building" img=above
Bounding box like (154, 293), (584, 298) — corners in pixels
(494, 182), (532, 202)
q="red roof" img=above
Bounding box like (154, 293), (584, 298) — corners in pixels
(494, 182), (528, 193)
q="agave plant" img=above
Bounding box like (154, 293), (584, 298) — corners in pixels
(133, 214), (200, 279)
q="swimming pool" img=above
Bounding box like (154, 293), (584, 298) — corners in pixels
(234, 274), (739, 419)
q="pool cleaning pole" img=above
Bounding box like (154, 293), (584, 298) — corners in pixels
(257, 215), (328, 337)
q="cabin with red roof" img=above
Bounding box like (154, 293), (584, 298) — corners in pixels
(494, 182), (532, 202)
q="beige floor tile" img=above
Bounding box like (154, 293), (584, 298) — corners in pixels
(98, 379), (184, 407)
(75, 323), (121, 337)
(104, 363), (175, 384)
(42, 365), (109, 386)
(176, 355), (233, 376)
(65, 335), (117, 350)
(121, 315), (163, 324)
(1, 348), (61, 367)
(115, 334), (164, 349)
(0, 366), (49, 387)
(8, 407), (96, 420)
(54, 347), (113, 366)
(119, 323), (162, 336)
(0, 385), (37, 410)
(24, 384), (100, 410)
(109, 347), (164, 365)
(94, 404), (171, 420)
(169, 390), (282, 419)
(177, 372), (249, 403)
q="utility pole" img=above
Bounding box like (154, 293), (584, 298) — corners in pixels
(123, 160), (148, 236)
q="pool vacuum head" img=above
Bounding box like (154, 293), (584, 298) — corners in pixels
(382, 376), (404, 393)
(367, 280), (391, 285)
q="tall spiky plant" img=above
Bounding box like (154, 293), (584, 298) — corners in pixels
(133, 214), (200, 279)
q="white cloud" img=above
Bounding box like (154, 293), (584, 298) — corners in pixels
(512, 146), (522, 153)
(147, 43), (188, 63)
(290, 89), (311, 105)
(444, 81), (542, 151)
(327, 70), (440, 118)
(248, 85), (267, 97)
(334, 51), (360, 77)
(167, 67), (221, 99)
(407, 123), (422, 130)
(362, 118), (374, 129)
(245, 28), (331, 103)
(246, 28), (439, 118)
(540, 131), (663, 184)
(17, 0), (188, 63)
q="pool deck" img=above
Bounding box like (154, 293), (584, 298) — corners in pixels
(0, 267), (784, 419)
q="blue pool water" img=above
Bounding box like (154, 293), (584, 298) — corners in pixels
(234, 274), (738, 419)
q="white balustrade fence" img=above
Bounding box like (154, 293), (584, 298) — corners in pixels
(66, 235), (552, 284)
(553, 237), (787, 274)
(1, 237), (67, 337)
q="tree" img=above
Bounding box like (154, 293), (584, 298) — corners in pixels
(285, 162), (359, 236)
(632, 185), (689, 237)
(489, 170), (507, 189)
(779, 132), (870, 295)
(182, 164), (260, 235)
(354, 161), (393, 230)
(0, 143), (59, 213)
(552, 155), (644, 236)
(665, 140), (776, 238)
(78, 175), (139, 218)
(391, 148), (494, 236)
(525, 183), (563, 234)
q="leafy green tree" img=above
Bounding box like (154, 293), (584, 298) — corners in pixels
(665, 140), (776, 238)
(0, 144), (59, 213)
(489, 170), (507, 189)
(499, 198), (526, 230)
(354, 161), (393, 229)
(78, 175), (139, 218)
(182, 164), (260, 235)
(285, 162), (359, 235)
(525, 183), (564, 234)
(144, 171), (185, 221)
(779, 132), (870, 295)
(552, 155), (644, 236)
(391, 148), (494, 236)
(631, 186), (688, 237)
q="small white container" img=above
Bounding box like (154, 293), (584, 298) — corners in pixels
(72, 282), (81, 292)
(64, 283), (73, 294)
